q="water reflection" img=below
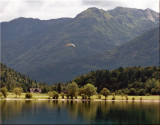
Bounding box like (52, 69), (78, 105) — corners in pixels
(0, 100), (159, 124)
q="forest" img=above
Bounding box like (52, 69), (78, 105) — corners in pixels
(1, 63), (159, 96)
(73, 66), (159, 95)
(0, 63), (49, 92)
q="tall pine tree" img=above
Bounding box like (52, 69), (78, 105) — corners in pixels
(57, 83), (61, 93)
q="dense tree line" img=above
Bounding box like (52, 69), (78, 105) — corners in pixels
(73, 66), (159, 95)
(1, 63), (159, 96)
(47, 82), (97, 99)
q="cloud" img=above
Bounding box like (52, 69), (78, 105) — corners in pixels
(121, 0), (159, 12)
(81, 0), (126, 12)
(0, 0), (159, 22)
(0, 0), (86, 22)
(82, 0), (159, 12)
(82, 0), (124, 8)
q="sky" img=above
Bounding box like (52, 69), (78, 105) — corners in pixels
(0, 0), (159, 22)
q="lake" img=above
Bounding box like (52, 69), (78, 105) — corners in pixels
(0, 100), (159, 124)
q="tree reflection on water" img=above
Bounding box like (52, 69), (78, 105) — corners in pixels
(1, 100), (159, 124)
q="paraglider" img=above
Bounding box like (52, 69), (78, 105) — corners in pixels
(66, 43), (76, 47)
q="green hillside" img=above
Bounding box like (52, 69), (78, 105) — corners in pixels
(1, 7), (159, 84)
(27, 27), (159, 83)
(0, 63), (49, 92)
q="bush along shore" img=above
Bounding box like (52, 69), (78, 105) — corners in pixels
(0, 82), (159, 101)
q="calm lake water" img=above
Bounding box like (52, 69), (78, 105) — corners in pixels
(0, 100), (159, 124)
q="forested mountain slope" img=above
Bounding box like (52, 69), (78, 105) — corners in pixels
(1, 7), (159, 83)
(27, 27), (159, 83)
(0, 63), (48, 92)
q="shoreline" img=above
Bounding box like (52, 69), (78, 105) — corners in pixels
(0, 98), (159, 102)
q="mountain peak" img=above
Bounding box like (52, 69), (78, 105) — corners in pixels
(75, 7), (105, 19)
(144, 8), (159, 22)
(144, 8), (158, 15)
(87, 7), (100, 10)
(145, 8), (154, 12)
(114, 6), (127, 9)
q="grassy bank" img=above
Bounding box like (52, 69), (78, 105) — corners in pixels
(0, 92), (159, 101)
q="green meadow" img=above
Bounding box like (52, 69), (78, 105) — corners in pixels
(1, 92), (159, 101)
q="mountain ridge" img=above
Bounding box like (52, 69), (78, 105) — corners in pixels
(1, 7), (159, 84)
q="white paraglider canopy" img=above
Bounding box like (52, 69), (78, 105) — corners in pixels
(66, 43), (76, 47)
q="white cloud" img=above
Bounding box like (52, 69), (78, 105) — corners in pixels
(0, 0), (159, 22)
(120, 0), (159, 11)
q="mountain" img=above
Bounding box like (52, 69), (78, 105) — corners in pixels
(26, 27), (159, 83)
(1, 7), (159, 83)
(101, 27), (159, 68)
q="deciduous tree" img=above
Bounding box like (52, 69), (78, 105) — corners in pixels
(84, 83), (97, 99)
(13, 87), (23, 98)
(100, 88), (110, 100)
(0, 87), (7, 98)
(67, 82), (78, 99)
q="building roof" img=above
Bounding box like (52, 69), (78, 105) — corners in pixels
(30, 88), (42, 93)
